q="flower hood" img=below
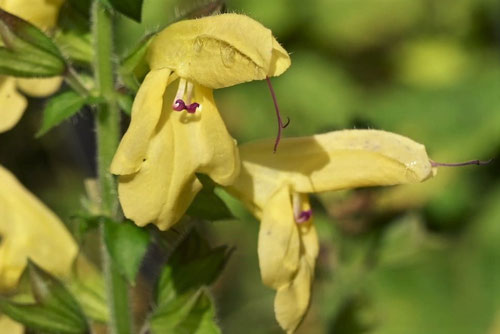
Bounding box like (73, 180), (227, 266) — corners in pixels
(147, 13), (290, 89)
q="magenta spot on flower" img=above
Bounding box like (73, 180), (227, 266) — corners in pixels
(296, 210), (312, 224)
(173, 99), (186, 111)
(186, 102), (200, 114)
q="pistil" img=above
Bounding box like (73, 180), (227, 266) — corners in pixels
(172, 78), (187, 111)
(266, 77), (290, 153)
(430, 159), (492, 167)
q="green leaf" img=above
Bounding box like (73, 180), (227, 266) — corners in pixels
(68, 280), (109, 323)
(109, 0), (144, 22)
(0, 9), (65, 77)
(151, 292), (198, 332)
(177, 290), (221, 334)
(103, 219), (150, 284)
(54, 31), (93, 64)
(119, 33), (154, 91)
(0, 9), (62, 57)
(0, 300), (87, 334)
(0, 47), (65, 77)
(187, 174), (234, 221)
(58, 1), (92, 32)
(187, 189), (234, 221)
(36, 91), (99, 137)
(28, 262), (88, 324)
(156, 245), (232, 305)
(66, 0), (92, 19)
(0, 262), (89, 334)
(151, 289), (221, 334)
(117, 92), (133, 115)
(70, 214), (105, 242)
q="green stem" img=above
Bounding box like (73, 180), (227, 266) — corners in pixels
(92, 2), (131, 334)
(64, 66), (89, 97)
(93, 2), (119, 216)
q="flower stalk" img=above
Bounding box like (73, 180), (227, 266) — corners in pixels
(92, 2), (131, 334)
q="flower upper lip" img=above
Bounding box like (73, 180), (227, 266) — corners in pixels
(147, 13), (291, 89)
(230, 129), (434, 214)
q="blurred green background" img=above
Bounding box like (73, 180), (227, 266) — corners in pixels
(1, 0), (500, 333)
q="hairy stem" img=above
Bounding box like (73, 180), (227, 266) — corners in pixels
(64, 66), (89, 97)
(92, 2), (131, 334)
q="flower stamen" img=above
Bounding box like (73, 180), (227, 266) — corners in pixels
(293, 193), (312, 224)
(172, 79), (200, 113)
(185, 81), (194, 104)
(173, 78), (187, 111)
(266, 76), (290, 153)
(186, 103), (200, 113)
(296, 210), (312, 223)
(173, 99), (186, 111)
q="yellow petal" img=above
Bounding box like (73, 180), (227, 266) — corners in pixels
(0, 165), (78, 291)
(258, 186), (300, 289)
(233, 129), (434, 210)
(0, 0), (64, 29)
(274, 257), (313, 334)
(0, 77), (27, 133)
(148, 13), (291, 89)
(16, 76), (63, 97)
(111, 68), (172, 175)
(262, 195), (318, 333)
(0, 314), (23, 334)
(298, 215), (319, 270)
(117, 80), (239, 230)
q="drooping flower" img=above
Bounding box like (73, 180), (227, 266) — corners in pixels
(0, 165), (78, 291)
(0, 0), (64, 132)
(111, 13), (291, 231)
(227, 129), (436, 333)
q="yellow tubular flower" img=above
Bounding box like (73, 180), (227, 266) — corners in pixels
(0, 0), (64, 132)
(227, 129), (436, 333)
(0, 165), (77, 291)
(111, 14), (291, 231)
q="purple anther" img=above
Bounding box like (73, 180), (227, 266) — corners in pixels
(173, 99), (186, 111)
(186, 102), (200, 114)
(295, 210), (312, 224)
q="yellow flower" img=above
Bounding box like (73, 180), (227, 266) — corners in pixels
(0, 314), (22, 334)
(111, 13), (290, 230)
(0, 165), (77, 291)
(227, 129), (436, 333)
(0, 0), (64, 132)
